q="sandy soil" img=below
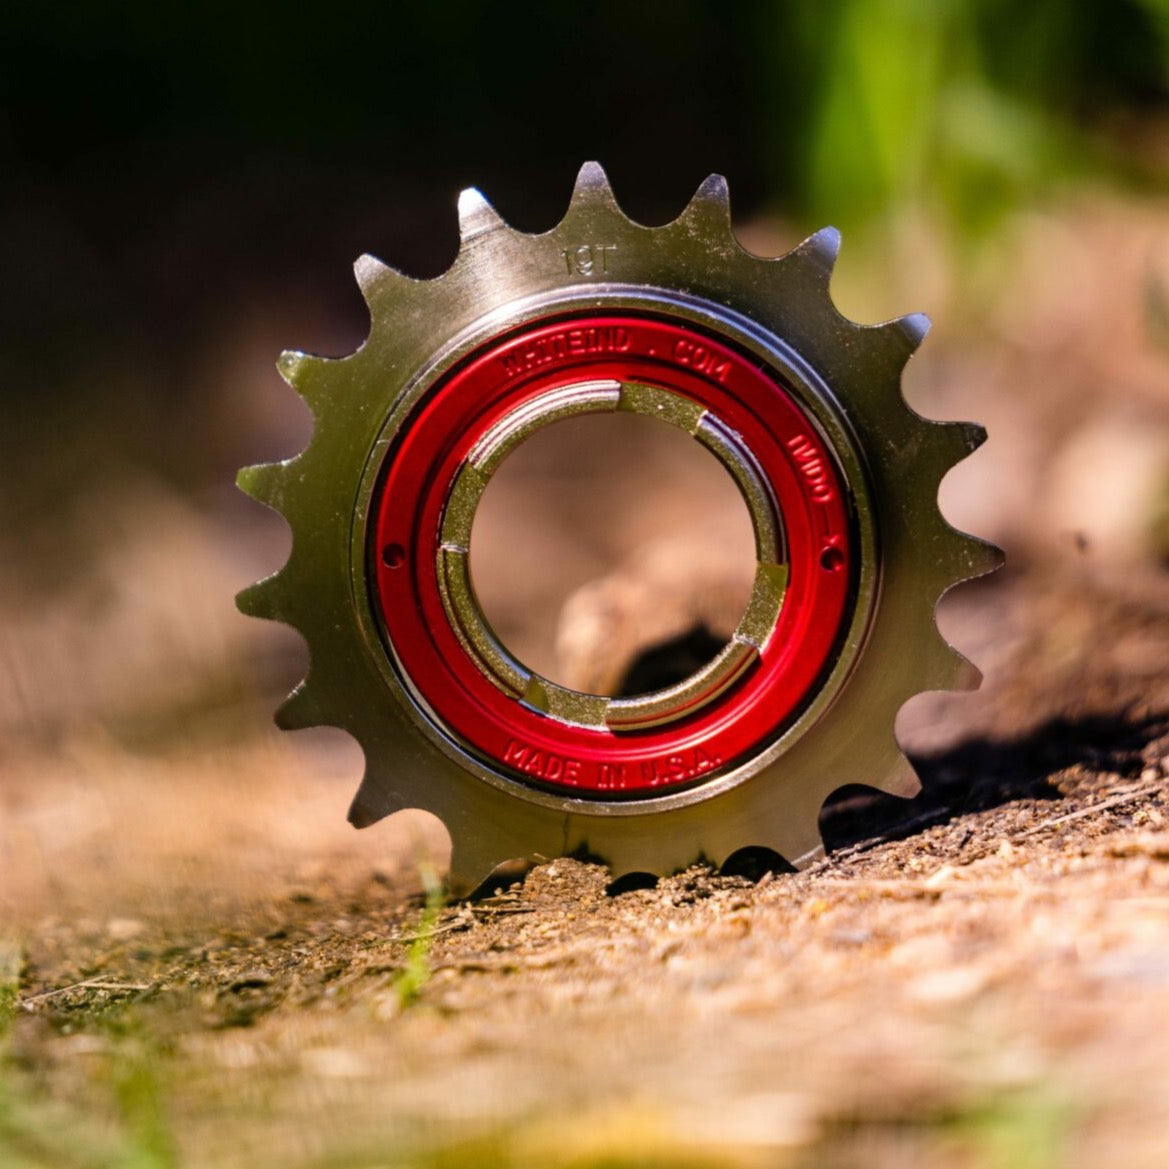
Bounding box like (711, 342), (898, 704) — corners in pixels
(3, 195), (1169, 1169)
(3, 569), (1169, 1169)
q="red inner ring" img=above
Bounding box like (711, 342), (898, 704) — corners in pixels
(372, 314), (853, 795)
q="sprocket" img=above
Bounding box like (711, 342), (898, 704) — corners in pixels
(238, 163), (1000, 893)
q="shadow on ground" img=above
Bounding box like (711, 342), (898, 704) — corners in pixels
(476, 711), (1169, 898)
(820, 711), (1169, 855)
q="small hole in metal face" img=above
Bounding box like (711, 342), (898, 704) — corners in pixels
(820, 545), (845, 572)
(382, 543), (406, 569)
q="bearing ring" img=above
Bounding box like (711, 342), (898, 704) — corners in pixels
(370, 312), (855, 797)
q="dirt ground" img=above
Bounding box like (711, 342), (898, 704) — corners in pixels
(4, 195), (1169, 1168)
(3, 561), (1169, 1169)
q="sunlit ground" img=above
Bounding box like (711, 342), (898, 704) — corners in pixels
(3, 192), (1169, 1167)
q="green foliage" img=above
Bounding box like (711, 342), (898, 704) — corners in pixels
(948, 1087), (1075, 1169)
(0, 988), (176, 1169)
(768, 0), (1169, 237)
(0, 939), (20, 1033)
(393, 863), (446, 1010)
(106, 1032), (176, 1169)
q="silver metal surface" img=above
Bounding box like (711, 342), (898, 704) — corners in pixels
(238, 163), (1001, 892)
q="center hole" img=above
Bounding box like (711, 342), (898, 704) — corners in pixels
(469, 412), (758, 697)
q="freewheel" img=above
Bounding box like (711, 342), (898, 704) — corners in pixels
(238, 163), (1000, 891)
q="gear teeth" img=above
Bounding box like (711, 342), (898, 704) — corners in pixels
(861, 312), (933, 374)
(890, 311), (932, 354)
(457, 186), (507, 242)
(447, 837), (509, 897)
(275, 680), (321, 731)
(277, 349), (313, 388)
(788, 226), (842, 280)
(929, 627), (982, 689)
(953, 419), (987, 453)
(947, 645), (984, 691)
(613, 841), (705, 883)
(875, 754), (924, 801)
(236, 573), (280, 619)
(275, 349), (338, 405)
(347, 772), (407, 829)
(676, 173), (732, 233)
(766, 809), (839, 870)
(569, 160), (618, 211)
(925, 419), (988, 474)
(949, 531), (1005, 581)
(236, 460), (289, 509)
(354, 252), (408, 308)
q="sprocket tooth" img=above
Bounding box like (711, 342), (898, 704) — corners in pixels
(870, 753), (924, 801)
(354, 252), (410, 309)
(954, 419), (987, 454)
(457, 186), (507, 242)
(275, 680), (323, 730)
(922, 627), (982, 691)
(446, 834), (510, 898)
(765, 810), (838, 869)
(589, 837), (671, 883)
(945, 643), (983, 691)
(236, 461), (288, 509)
(929, 418), (986, 465)
(887, 311), (932, 359)
(276, 349), (326, 390)
(946, 530), (1005, 582)
(856, 313), (934, 377)
(347, 771), (408, 829)
(235, 573), (282, 620)
(675, 173), (732, 234)
(567, 160), (619, 214)
(786, 226), (842, 282)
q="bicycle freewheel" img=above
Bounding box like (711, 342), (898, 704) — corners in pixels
(238, 163), (1000, 892)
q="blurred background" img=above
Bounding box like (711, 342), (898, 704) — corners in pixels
(3, 0), (1169, 910)
(4, 7), (1169, 1169)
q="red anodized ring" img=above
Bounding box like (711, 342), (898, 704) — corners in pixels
(371, 314), (853, 797)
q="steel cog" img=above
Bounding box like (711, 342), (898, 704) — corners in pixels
(238, 162), (1001, 893)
